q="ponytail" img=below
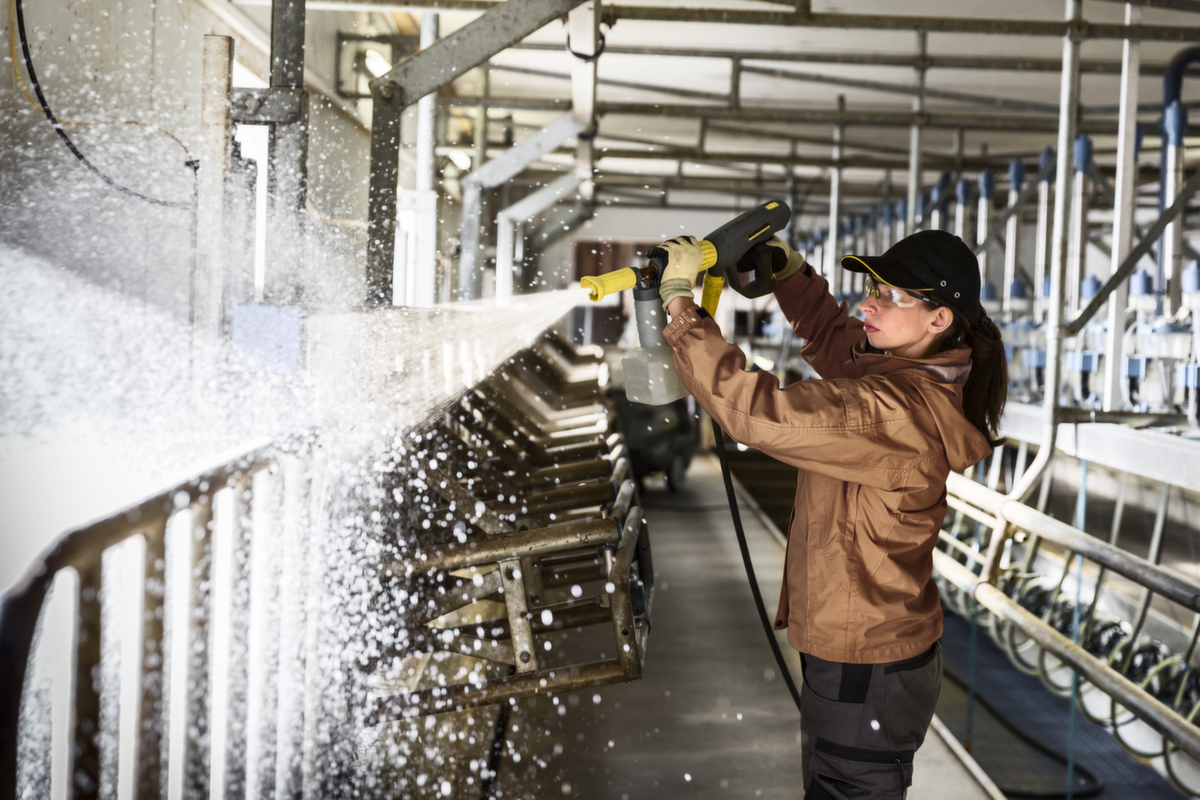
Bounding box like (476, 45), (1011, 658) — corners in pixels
(934, 310), (1008, 447)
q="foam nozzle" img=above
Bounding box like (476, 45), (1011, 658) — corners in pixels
(581, 268), (638, 302)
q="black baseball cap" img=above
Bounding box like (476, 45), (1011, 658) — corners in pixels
(841, 230), (983, 325)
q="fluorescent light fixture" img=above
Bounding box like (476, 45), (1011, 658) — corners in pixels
(364, 49), (392, 79)
(448, 150), (473, 171)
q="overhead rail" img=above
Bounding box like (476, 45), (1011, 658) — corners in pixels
(272, 0), (1200, 40)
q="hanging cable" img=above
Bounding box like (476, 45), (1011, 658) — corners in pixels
(711, 417), (804, 715)
(11, 0), (190, 209)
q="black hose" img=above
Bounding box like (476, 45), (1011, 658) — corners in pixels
(13, 0), (189, 210)
(711, 417), (804, 715)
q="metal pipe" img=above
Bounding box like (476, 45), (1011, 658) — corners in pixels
(930, 172), (950, 231)
(1034, 146), (1056, 320)
(265, 0), (309, 304)
(196, 35), (235, 350)
(365, 659), (629, 723)
(474, 66), (489, 171)
(977, 168), (994, 287)
(1105, 9), (1142, 411)
(1066, 168), (1200, 335)
(1003, 159), (1025, 313)
(1162, 101), (1187, 315)
(365, 85), (404, 305)
(401, 518), (620, 572)
(603, 5), (1200, 39)
(1068, 134), (1093, 316)
(496, 173), (582, 300)
(415, 13), (440, 304)
(881, 201), (894, 251)
(948, 472), (1200, 611)
(934, 550), (1200, 762)
(503, 41), (1172, 75)
(906, 32), (926, 232)
(955, 177), (971, 240)
(826, 95), (845, 283)
(1007, 0), (1081, 503)
(739, 63), (1062, 114)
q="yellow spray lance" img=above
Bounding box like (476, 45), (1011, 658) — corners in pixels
(580, 200), (793, 405)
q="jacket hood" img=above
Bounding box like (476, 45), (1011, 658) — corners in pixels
(845, 341), (992, 472)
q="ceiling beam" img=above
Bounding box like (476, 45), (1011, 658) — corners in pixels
(276, 0), (1200, 40)
(601, 6), (1200, 40)
(507, 42), (1172, 76)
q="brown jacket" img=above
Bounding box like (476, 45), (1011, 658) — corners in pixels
(662, 268), (991, 664)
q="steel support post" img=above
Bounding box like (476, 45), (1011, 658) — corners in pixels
(365, 88), (405, 305)
(416, 12), (440, 190)
(1162, 101), (1188, 315)
(569, 0), (599, 204)
(265, 0), (308, 304)
(826, 95), (845, 283)
(895, 199), (907, 241)
(1010, 0), (1082, 502)
(1068, 134), (1093, 315)
(413, 13), (440, 306)
(977, 169), (994, 287)
(1034, 146), (1056, 319)
(1103, 3), (1141, 411)
(954, 178), (970, 241)
(906, 33), (927, 232)
(196, 36), (234, 349)
(474, 65), (489, 171)
(1003, 160), (1025, 313)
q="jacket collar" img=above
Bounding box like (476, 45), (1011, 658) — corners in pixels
(846, 339), (973, 384)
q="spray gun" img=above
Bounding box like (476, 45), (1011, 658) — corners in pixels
(580, 200), (793, 405)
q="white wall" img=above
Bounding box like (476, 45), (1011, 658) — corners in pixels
(0, 0), (378, 320)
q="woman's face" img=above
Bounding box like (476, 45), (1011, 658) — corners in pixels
(859, 287), (954, 359)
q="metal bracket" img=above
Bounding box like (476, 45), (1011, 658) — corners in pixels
(369, 0), (588, 107)
(230, 88), (306, 125)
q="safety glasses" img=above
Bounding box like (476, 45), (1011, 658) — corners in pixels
(863, 276), (940, 310)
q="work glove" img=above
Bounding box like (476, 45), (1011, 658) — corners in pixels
(656, 235), (716, 312)
(737, 236), (806, 282)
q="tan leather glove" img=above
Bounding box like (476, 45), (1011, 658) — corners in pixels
(656, 235), (717, 312)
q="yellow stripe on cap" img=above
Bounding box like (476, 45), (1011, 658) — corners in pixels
(841, 255), (934, 292)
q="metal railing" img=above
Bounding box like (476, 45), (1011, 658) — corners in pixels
(938, 438), (1200, 794)
(0, 442), (279, 800)
(0, 332), (654, 799)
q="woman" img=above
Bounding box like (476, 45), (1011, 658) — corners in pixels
(655, 229), (1007, 800)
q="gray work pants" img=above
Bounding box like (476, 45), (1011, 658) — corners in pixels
(799, 642), (942, 800)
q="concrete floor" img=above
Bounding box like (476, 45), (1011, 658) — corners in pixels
(498, 455), (1000, 799)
